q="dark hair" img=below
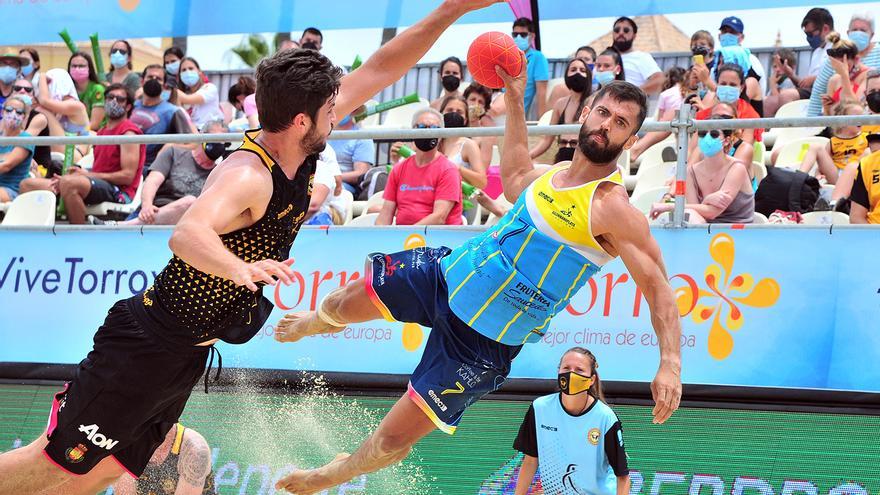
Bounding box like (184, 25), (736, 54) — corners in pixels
(68, 51), (100, 86)
(575, 45), (597, 61)
(590, 80), (648, 132)
(439, 94), (470, 126)
(802, 7), (834, 31)
(110, 40), (134, 70)
(463, 83), (493, 112)
(614, 16), (638, 35)
(599, 47), (627, 82)
(567, 58), (593, 116)
(163, 46), (185, 62)
(663, 66), (687, 92)
(513, 17), (534, 33)
(178, 57), (203, 92)
(106, 83), (135, 117)
(559, 347), (605, 402)
(19, 48), (39, 68)
(302, 27), (324, 42)
(439, 56), (463, 76)
(255, 49), (342, 133)
(228, 75), (257, 104)
(774, 48), (797, 69)
(142, 63), (164, 80)
(716, 62), (745, 85)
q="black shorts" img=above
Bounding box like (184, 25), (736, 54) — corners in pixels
(43, 299), (209, 477)
(84, 177), (129, 205)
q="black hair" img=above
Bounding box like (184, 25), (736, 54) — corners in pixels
(163, 46), (185, 62)
(614, 16), (638, 35)
(567, 58), (593, 117)
(68, 51), (101, 86)
(575, 45), (597, 61)
(802, 7), (834, 31)
(715, 62), (745, 85)
(439, 56), (464, 76)
(255, 49), (343, 133)
(302, 27), (324, 42)
(228, 75), (257, 104)
(590, 80), (648, 132)
(599, 47), (627, 82)
(513, 17), (535, 33)
(110, 40), (134, 70)
(663, 66), (687, 92)
(19, 48), (39, 68)
(178, 57), (203, 92)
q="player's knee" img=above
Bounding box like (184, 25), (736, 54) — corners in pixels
(374, 432), (413, 459)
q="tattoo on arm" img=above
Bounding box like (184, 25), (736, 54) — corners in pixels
(178, 438), (211, 488)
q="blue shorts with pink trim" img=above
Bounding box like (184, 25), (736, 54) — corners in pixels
(365, 248), (522, 434)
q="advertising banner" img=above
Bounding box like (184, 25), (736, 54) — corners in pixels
(1, 226), (879, 392)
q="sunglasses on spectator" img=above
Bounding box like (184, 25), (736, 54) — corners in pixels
(3, 106), (25, 115)
(110, 48), (129, 56)
(107, 94), (128, 104)
(414, 123), (440, 129)
(557, 139), (579, 148)
(12, 85), (33, 93)
(697, 129), (733, 138)
(613, 26), (632, 34)
(511, 32), (529, 38)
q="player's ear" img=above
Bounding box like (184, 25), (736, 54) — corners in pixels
(579, 106), (590, 124)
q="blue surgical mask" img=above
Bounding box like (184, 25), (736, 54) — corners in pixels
(110, 51), (128, 69)
(180, 70), (200, 88)
(160, 90), (171, 102)
(716, 85), (740, 104)
(848, 30), (871, 52)
(806, 33), (823, 50)
(20, 63), (33, 77)
(0, 66), (17, 85)
(595, 70), (615, 86)
(698, 132), (724, 157)
(514, 36), (530, 52)
(719, 33), (739, 47)
(165, 60), (180, 76)
(586, 63), (595, 72)
(698, 88), (708, 99)
(17, 95), (32, 107)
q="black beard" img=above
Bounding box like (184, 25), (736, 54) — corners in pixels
(613, 38), (634, 52)
(578, 127), (624, 164)
(303, 125), (327, 155)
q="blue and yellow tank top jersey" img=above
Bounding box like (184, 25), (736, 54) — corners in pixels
(441, 166), (623, 346)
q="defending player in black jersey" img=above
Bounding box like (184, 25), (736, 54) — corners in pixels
(0, 2), (504, 493)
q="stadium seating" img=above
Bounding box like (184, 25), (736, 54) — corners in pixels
(1, 191), (56, 226)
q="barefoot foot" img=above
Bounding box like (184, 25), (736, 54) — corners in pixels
(275, 453), (352, 494)
(274, 311), (344, 343)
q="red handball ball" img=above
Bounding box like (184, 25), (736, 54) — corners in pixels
(467, 31), (524, 89)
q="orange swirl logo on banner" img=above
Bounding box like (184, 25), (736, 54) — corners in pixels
(118, 0), (140, 12)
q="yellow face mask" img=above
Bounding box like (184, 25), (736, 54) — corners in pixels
(558, 371), (594, 395)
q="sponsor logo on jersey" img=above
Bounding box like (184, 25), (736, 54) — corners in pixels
(588, 427), (601, 446)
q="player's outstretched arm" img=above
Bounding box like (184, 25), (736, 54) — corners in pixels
(169, 163), (294, 291)
(335, 0), (503, 118)
(598, 195), (682, 424)
(495, 54), (549, 203)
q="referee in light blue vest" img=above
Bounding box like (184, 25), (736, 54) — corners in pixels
(513, 347), (630, 495)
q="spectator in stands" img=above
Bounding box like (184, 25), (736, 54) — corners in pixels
(530, 58), (592, 159)
(692, 64), (761, 167)
(594, 47), (626, 91)
(93, 121), (226, 226)
(439, 94), (487, 189)
(13, 79), (50, 171)
(278, 39), (300, 52)
(652, 102), (754, 224)
(630, 67), (689, 162)
(130, 64), (196, 168)
(176, 57), (224, 128)
(68, 52), (105, 130)
(864, 70), (880, 141)
(306, 146), (346, 225)
(548, 46), (597, 104)
(379, 108), (463, 225)
(802, 9), (835, 90)
(430, 56), (464, 110)
(0, 95), (35, 202)
(35, 68), (90, 162)
(808, 14), (879, 117)
(18, 48), (39, 98)
(330, 105), (375, 197)
(463, 82), (497, 166)
(0, 50), (25, 107)
(553, 134), (580, 165)
(717, 17), (767, 94)
(611, 17), (663, 95)
(823, 32), (869, 111)
(765, 48), (800, 117)
(690, 30), (716, 72)
(163, 46), (184, 80)
(575, 46), (597, 65)
(848, 148), (880, 223)
(713, 45), (764, 116)
(107, 40), (142, 95)
(299, 27), (323, 51)
(799, 100), (867, 185)
(832, 73), (880, 202)
(227, 75), (256, 122)
(512, 17), (550, 118)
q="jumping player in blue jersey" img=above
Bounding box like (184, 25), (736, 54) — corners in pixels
(273, 56), (682, 495)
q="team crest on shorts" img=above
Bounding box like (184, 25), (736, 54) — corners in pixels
(588, 428), (601, 446)
(65, 443), (88, 463)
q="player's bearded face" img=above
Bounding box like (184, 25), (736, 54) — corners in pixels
(302, 120), (327, 155)
(578, 124), (625, 164)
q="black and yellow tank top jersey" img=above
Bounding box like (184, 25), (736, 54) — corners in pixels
(130, 129), (316, 346)
(137, 424), (217, 495)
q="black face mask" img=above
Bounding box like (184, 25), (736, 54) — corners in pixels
(867, 92), (880, 113)
(443, 111), (466, 128)
(203, 142), (227, 161)
(558, 371), (593, 395)
(441, 75), (461, 93)
(301, 41), (319, 50)
(143, 78), (163, 98)
(413, 138), (439, 152)
(564, 73), (588, 93)
(554, 147), (576, 163)
(612, 38), (634, 52)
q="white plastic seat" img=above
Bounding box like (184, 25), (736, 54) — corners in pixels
(752, 161), (768, 184)
(629, 186), (669, 215)
(763, 100), (811, 149)
(357, 191), (386, 217)
(537, 110), (553, 127)
(752, 212), (769, 224)
(802, 211), (850, 225)
(84, 177), (144, 218)
(1, 190), (56, 226)
(346, 212), (379, 226)
(336, 189), (354, 224)
(772, 137), (830, 168)
(631, 162), (676, 199)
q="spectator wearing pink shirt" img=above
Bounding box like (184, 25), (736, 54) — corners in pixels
(380, 108), (463, 226)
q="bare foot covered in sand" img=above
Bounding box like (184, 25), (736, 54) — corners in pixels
(275, 453), (351, 494)
(274, 311), (345, 343)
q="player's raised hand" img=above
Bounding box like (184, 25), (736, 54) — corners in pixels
(496, 52), (528, 100)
